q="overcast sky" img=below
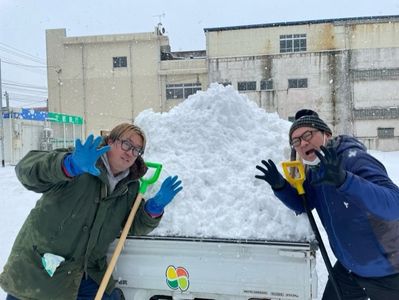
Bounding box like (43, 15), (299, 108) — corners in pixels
(1, 0), (399, 107)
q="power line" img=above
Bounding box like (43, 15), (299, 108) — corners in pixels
(0, 58), (48, 78)
(1, 59), (48, 68)
(3, 86), (48, 98)
(9, 99), (47, 107)
(8, 94), (47, 101)
(7, 90), (47, 99)
(6, 90), (47, 98)
(6, 92), (47, 103)
(0, 42), (46, 64)
(0, 58), (60, 79)
(3, 80), (47, 91)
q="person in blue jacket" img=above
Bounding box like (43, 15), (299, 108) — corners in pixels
(255, 109), (399, 300)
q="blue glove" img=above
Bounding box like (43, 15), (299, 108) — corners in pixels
(145, 176), (183, 215)
(63, 134), (111, 177)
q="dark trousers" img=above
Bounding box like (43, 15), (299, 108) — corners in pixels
(322, 261), (399, 300)
(6, 275), (124, 300)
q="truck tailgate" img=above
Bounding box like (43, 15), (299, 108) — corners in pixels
(109, 236), (317, 300)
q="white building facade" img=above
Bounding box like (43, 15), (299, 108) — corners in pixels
(205, 16), (399, 150)
(46, 27), (207, 136)
(46, 16), (399, 150)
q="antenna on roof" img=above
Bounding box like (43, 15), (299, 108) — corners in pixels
(153, 13), (166, 35)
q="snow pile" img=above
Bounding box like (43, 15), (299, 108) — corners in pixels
(136, 83), (313, 241)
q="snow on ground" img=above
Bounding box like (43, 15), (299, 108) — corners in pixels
(1, 84), (399, 299)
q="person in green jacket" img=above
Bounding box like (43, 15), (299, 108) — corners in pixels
(0, 123), (183, 300)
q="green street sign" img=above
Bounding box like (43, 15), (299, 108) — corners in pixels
(48, 112), (83, 124)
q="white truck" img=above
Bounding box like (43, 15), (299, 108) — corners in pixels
(108, 235), (318, 300)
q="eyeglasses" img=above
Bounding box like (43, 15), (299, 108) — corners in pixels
(118, 139), (144, 156)
(290, 130), (319, 147)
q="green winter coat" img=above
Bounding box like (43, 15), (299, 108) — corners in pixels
(0, 149), (161, 300)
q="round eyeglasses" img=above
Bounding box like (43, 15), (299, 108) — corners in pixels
(290, 130), (319, 148)
(118, 139), (144, 156)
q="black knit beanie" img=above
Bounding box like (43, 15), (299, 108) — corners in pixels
(289, 109), (332, 142)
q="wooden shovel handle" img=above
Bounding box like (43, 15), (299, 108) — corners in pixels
(95, 193), (143, 300)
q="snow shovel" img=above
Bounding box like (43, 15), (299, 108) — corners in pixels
(95, 161), (163, 300)
(282, 160), (343, 300)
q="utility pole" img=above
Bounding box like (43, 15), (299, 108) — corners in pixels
(4, 91), (9, 108)
(4, 91), (11, 165)
(0, 58), (5, 167)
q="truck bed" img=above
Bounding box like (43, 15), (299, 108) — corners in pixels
(109, 236), (318, 300)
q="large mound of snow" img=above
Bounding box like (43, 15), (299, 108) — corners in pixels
(136, 83), (312, 241)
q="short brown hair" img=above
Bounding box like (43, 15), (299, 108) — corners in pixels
(106, 123), (146, 152)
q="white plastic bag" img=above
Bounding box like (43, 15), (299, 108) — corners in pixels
(41, 253), (65, 277)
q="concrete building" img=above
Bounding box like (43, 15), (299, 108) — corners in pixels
(46, 25), (207, 136)
(46, 16), (399, 150)
(205, 15), (399, 150)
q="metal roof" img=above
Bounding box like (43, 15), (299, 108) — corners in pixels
(203, 15), (399, 32)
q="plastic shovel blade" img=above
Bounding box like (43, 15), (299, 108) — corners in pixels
(139, 161), (163, 194)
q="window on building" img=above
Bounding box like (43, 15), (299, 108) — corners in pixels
(280, 34), (307, 53)
(113, 56), (127, 68)
(219, 81), (232, 87)
(260, 79), (273, 90)
(354, 108), (399, 120)
(166, 83), (202, 100)
(237, 81), (256, 91)
(288, 78), (308, 88)
(182, 83), (202, 98)
(353, 68), (399, 81)
(377, 127), (394, 138)
(288, 116), (295, 122)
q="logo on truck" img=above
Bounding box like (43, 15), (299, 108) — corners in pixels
(165, 265), (189, 292)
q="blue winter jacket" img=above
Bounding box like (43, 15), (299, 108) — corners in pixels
(274, 135), (399, 277)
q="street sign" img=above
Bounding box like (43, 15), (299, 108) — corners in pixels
(47, 112), (83, 124)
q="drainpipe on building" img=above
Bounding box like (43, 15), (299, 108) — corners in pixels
(81, 44), (88, 138)
(157, 39), (163, 112)
(129, 43), (135, 119)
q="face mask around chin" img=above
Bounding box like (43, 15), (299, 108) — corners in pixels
(302, 156), (321, 166)
(301, 134), (327, 166)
